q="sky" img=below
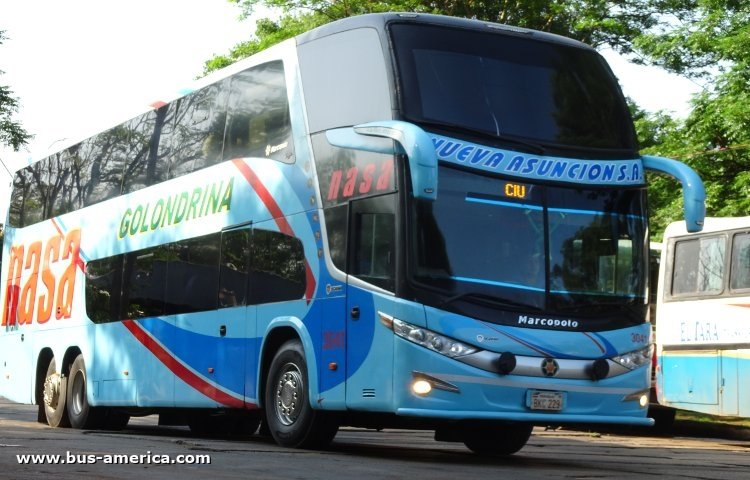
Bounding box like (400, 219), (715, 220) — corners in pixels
(0, 1), (702, 219)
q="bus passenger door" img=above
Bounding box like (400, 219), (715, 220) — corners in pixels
(346, 194), (397, 410)
(214, 228), (254, 408)
(720, 351), (739, 416)
(169, 231), (250, 408)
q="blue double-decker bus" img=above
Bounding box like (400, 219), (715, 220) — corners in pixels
(0, 13), (704, 455)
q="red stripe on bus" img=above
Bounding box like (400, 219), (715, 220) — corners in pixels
(232, 158), (317, 303)
(122, 319), (250, 409)
(50, 218), (65, 237)
(51, 218), (86, 272)
(232, 159), (293, 235)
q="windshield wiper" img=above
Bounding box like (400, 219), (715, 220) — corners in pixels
(416, 120), (546, 155)
(440, 292), (542, 312)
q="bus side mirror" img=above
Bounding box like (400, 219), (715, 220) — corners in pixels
(326, 121), (438, 200)
(642, 155), (706, 233)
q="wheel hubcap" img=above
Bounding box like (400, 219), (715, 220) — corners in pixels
(274, 363), (303, 426)
(43, 373), (61, 409)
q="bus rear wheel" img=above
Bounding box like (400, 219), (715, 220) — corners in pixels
(463, 423), (533, 456)
(42, 358), (70, 427)
(264, 339), (338, 449)
(66, 354), (103, 429)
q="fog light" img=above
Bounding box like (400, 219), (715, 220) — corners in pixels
(639, 394), (649, 408)
(412, 379), (432, 396)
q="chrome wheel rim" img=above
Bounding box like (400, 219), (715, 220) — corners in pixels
(274, 362), (303, 426)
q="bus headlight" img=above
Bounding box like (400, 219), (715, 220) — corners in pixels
(391, 318), (478, 358)
(612, 345), (653, 370)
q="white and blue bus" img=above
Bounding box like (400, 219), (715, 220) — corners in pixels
(0, 13), (705, 455)
(655, 217), (750, 418)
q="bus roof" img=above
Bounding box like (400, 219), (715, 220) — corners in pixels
(664, 216), (750, 237)
(296, 12), (594, 51)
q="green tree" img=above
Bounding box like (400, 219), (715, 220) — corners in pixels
(1, 31), (31, 151)
(205, 0), (681, 74)
(208, 1), (749, 239)
(634, 1), (750, 237)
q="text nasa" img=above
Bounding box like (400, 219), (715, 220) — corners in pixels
(432, 136), (644, 185)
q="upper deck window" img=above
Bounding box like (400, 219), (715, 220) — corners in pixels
(390, 23), (637, 156)
(8, 61), (292, 228)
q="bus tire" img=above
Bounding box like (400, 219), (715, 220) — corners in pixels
(66, 354), (102, 429)
(100, 410), (130, 431)
(42, 358), (70, 428)
(264, 339), (338, 449)
(463, 423), (533, 456)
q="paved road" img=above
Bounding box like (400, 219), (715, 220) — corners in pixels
(1, 398), (749, 479)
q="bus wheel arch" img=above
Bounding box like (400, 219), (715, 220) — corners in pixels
(263, 338), (338, 448)
(35, 348), (54, 423)
(258, 325), (309, 409)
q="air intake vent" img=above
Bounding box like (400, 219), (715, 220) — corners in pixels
(362, 388), (376, 398)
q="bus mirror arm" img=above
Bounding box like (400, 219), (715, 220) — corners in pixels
(642, 155), (706, 233)
(326, 121), (438, 200)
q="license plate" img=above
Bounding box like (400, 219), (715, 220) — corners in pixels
(527, 390), (565, 411)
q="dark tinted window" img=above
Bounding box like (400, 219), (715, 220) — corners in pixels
(122, 245), (169, 319)
(250, 230), (306, 303)
(391, 23), (637, 154)
(224, 61), (294, 163)
(351, 194), (396, 291)
(166, 233), (220, 314)
(85, 255), (123, 323)
(219, 229), (251, 308)
(324, 204), (348, 272)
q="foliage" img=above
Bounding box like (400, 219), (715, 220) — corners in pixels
(207, 1), (750, 240)
(634, 1), (750, 238)
(205, 0), (680, 74)
(0, 31), (31, 151)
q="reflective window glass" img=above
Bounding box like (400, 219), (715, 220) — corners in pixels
(169, 80), (229, 178)
(122, 245), (168, 319)
(249, 230), (306, 304)
(730, 233), (750, 291)
(165, 233), (220, 314)
(85, 255), (123, 323)
(672, 236), (726, 296)
(219, 229), (251, 308)
(224, 61), (294, 163)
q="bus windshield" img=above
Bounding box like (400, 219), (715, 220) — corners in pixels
(410, 166), (648, 328)
(390, 23), (638, 156)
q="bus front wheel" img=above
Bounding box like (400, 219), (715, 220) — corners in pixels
(264, 339), (338, 449)
(463, 423), (533, 456)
